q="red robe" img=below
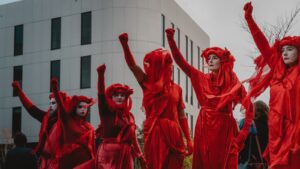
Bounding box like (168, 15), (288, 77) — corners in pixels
(166, 30), (253, 169)
(244, 6), (300, 168)
(51, 80), (96, 169)
(120, 36), (189, 169)
(12, 83), (61, 169)
(95, 66), (144, 169)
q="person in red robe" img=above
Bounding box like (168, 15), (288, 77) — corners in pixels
(12, 81), (67, 169)
(50, 78), (96, 169)
(165, 28), (254, 169)
(243, 2), (300, 169)
(118, 33), (193, 169)
(95, 64), (147, 169)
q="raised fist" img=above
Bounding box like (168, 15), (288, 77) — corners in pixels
(244, 2), (253, 19)
(12, 81), (21, 90)
(97, 64), (106, 74)
(119, 33), (128, 43)
(165, 28), (175, 38)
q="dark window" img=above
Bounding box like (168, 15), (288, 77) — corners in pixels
(190, 115), (194, 138)
(161, 14), (165, 47)
(185, 35), (188, 102)
(177, 67), (180, 86)
(171, 22), (175, 29)
(80, 56), (91, 89)
(190, 40), (193, 105)
(51, 17), (61, 50)
(177, 28), (180, 49)
(197, 46), (200, 70)
(13, 66), (22, 96)
(50, 60), (60, 91)
(172, 65), (174, 81)
(12, 107), (22, 135)
(14, 25), (23, 56)
(81, 11), (92, 45)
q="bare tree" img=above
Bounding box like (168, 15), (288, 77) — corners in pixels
(241, 5), (300, 59)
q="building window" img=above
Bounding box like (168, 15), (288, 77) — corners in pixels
(14, 25), (23, 56)
(81, 11), (92, 45)
(172, 65), (174, 81)
(80, 56), (91, 89)
(161, 14), (165, 47)
(171, 22), (175, 29)
(12, 107), (22, 135)
(51, 17), (61, 50)
(177, 28), (180, 49)
(13, 66), (22, 96)
(185, 35), (188, 102)
(190, 40), (193, 105)
(50, 60), (60, 91)
(197, 46), (200, 70)
(177, 67), (180, 86)
(190, 115), (194, 138)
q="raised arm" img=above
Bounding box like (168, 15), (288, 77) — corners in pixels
(119, 33), (146, 86)
(12, 81), (45, 122)
(50, 78), (67, 113)
(244, 2), (273, 65)
(97, 64), (108, 117)
(166, 28), (198, 77)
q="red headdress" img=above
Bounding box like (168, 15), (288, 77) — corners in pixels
(105, 83), (133, 113)
(69, 95), (96, 117)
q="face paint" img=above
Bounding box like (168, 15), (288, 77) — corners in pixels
(281, 45), (298, 67)
(112, 93), (126, 105)
(207, 54), (221, 73)
(49, 98), (57, 114)
(76, 102), (88, 117)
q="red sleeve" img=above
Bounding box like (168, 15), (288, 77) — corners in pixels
(97, 67), (108, 118)
(245, 15), (273, 66)
(51, 79), (68, 118)
(166, 30), (197, 77)
(119, 36), (146, 88)
(17, 88), (46, 122)
(177, 86), (186, 110)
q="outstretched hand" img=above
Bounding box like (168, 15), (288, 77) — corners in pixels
(244, 2), (253, 19)
(165, 28), (175, 38)
(12, 81), (21, 90)
(119, 33), (128, 43)
(97, 64), (106, 74)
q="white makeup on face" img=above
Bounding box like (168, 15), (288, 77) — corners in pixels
(49, 98), (57, 114)
(282, 45), (298, 67)
(76, 102), (88, 117)
(207, 54), (221, 73)
(112, 93), (126, 105)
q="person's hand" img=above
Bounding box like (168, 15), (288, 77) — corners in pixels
(119, 33), (128, 44)
(97, 64), (106, 74)
(186, 140), (194, 156)
(244, 2), (253, 19)
(50, 78), (59, 90)
(12, 81), (21, 91)
(165, 28), (175, 38)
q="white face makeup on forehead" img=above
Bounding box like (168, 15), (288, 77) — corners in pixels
(76, 102), (89, 117)
(208, 54), (221, 73)
(49, 98), (57, 114)
(112, 93), (126, 105)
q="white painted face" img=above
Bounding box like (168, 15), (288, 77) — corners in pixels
(207, 54), (221, 73)
(76, 102), (88, 117)
(49, 98), (57, 113)
(282, 45), (298, 67)
(112, 93), (126, 105)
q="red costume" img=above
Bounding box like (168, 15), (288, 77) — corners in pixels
(244, 2), (300, 169)
(11, 81), (67, 169)
(50, 79), (96, 169)
(119, 33), (193, 169)
(95, 64), (147, 169)
(166, 28), (254, 169)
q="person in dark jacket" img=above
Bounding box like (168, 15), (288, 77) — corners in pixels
(5, 132), (37, 169)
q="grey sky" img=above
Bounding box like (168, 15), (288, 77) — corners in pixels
(175, 0), (300, 104)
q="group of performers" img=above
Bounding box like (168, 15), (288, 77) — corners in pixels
(10, 2), (300, 169)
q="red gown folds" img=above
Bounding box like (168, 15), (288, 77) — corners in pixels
(95, 64), (146, 169)
(166, 29), (254, 169)
(12, 82), (68, 169)
(51, 79), (96, 169)
(119, 33), (192, 169)
(244, 3), (300, 168)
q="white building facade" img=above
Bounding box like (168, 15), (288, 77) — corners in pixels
(0, 0), (209, 144)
